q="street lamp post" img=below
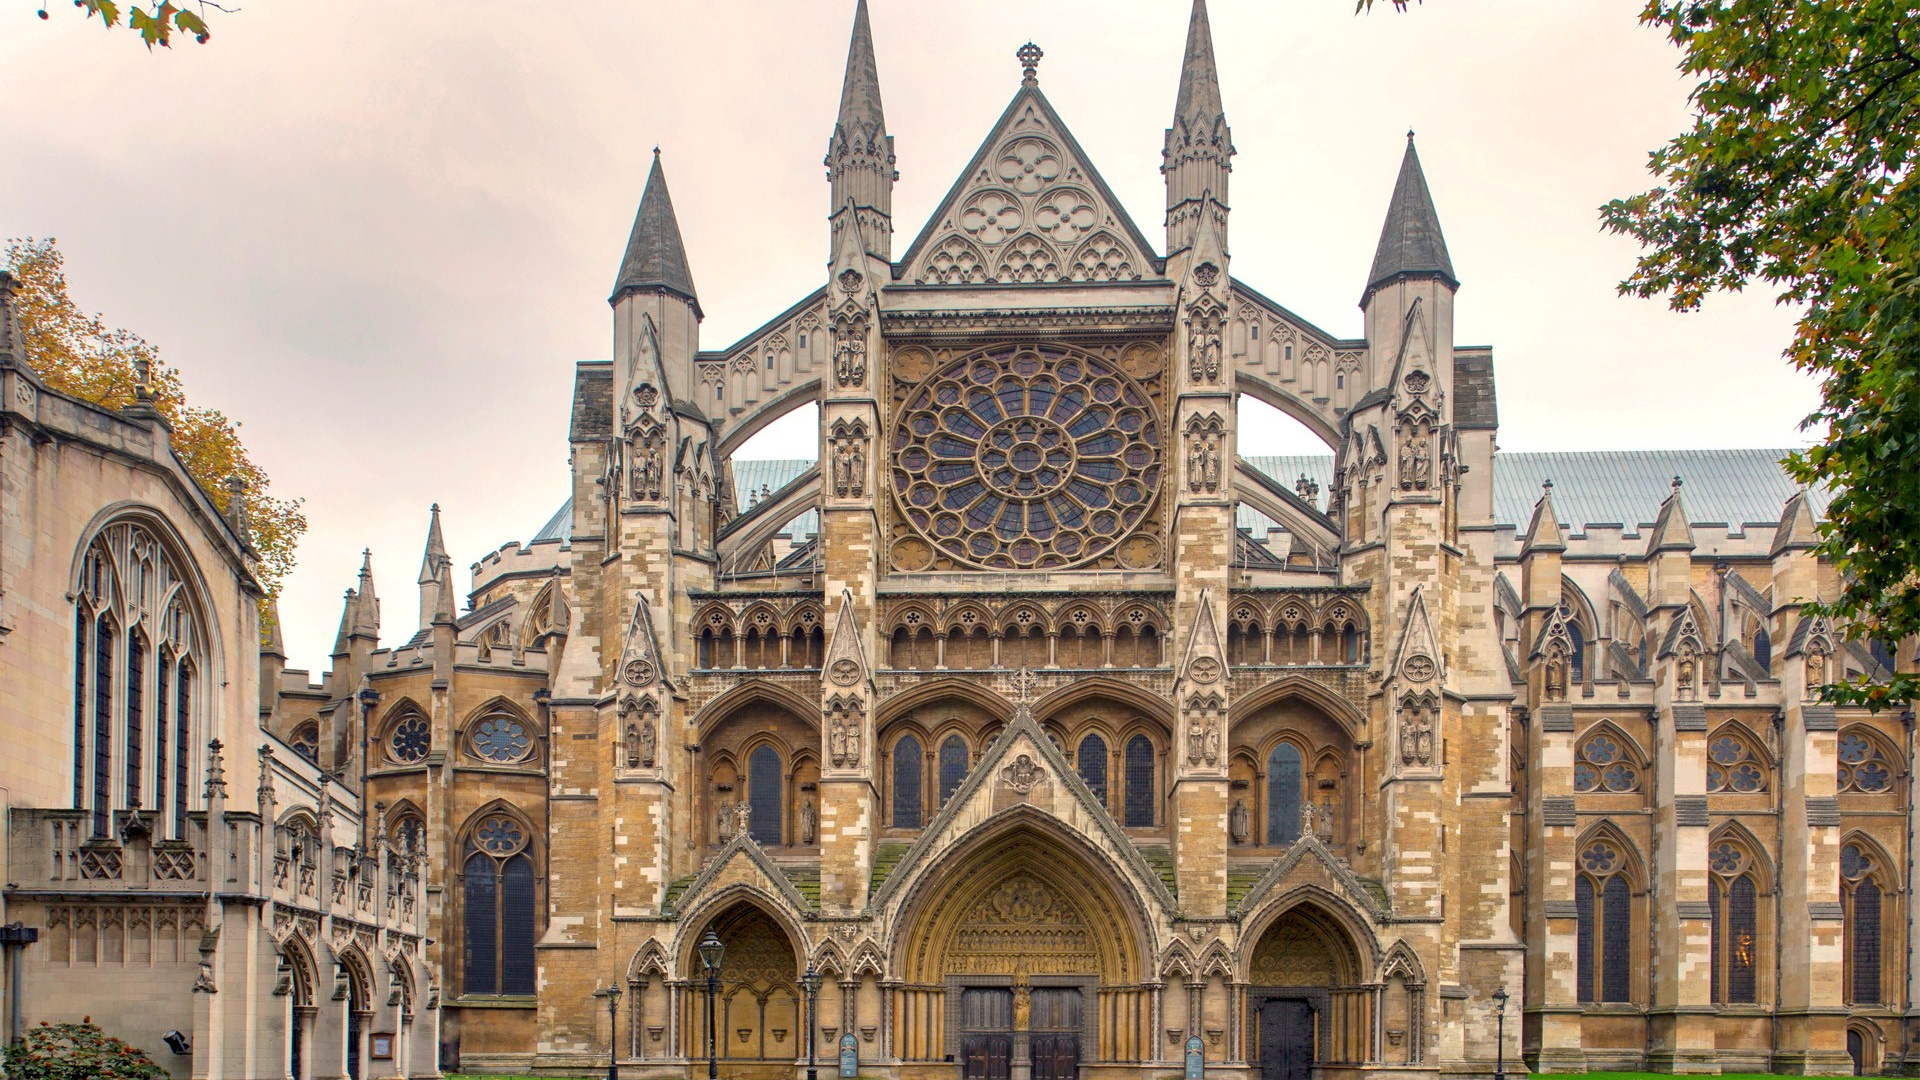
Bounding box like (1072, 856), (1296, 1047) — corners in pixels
(800, 964), (823, 1080)
(596, 983), (624, 1080)
(699, 931), (726, 1080)
(1490, 986), (1509, 1080)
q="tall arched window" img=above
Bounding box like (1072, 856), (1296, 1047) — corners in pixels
(463, 812), (536, 996)
(1266, 743), (1303, 845)
(1575, 839), (1633, 1003)
(891, 735), (923, 829)
(747, 745), (783, 845)
(1751, 626), (1772, 670)
(1077, 734), (1109, 806)
(1123, 735), (1155, 827)
(73, 521), (205, 840)
(1562, 609), (1586, 682)
(1707, 840), (1759, 1003)
(938, 736), (969, 807)
(1843, 842), (1883, 1005)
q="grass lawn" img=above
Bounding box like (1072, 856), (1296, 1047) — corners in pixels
(1537, 1075), (1814, 1080)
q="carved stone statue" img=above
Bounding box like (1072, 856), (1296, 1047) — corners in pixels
(1806, 649), (1827, 686)
(1317, 796), (1335, 842)
(1677, 652), (1697, 700)
(1229, 799), (1250, 845)
(624, 722), (640, 768)
(639, 718), (657, 768)
(799, 798), (816, 846)
(1187, 717), (1207, 766)
(717, 801), (735, 842)
(1187, 314), (1222, 382)
(734, 802), (753, 837)
(834, 326), (867, 387)
(1545, 652), (1567, 702)
(1400, 701), (1434, 767)
(1399, 426), (1432, 492)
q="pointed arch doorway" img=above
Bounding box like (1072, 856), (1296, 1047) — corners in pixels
(1245, 902), (1373, 1080)
(892, 820), (1151, 1080)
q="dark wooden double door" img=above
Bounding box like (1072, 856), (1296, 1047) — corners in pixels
(958, 987), (1081, 1080)
(1257, 999), (1315, 1080)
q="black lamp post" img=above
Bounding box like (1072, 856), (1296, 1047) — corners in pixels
(1490, 986), (1509, 1080)
(800, 964), (823, 1080)
(699, 930), (726, 1080)
(596, 983), (624, 1080)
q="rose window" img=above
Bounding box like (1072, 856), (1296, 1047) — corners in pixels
(389, 714), (431, 763)
(892, 344), (1161, 570)
(474, 815), (527, 856)
(471, 715), (532, 764)
(1706, 733), (1766, 793)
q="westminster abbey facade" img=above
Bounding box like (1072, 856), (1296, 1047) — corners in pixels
(1, 1), (1915, 1078)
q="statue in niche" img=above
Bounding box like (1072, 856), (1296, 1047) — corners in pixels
(1399, 426), (1432, 491)
(1544, 651), (1567, 702)
(833, 320), (867, 387)
(1677, 652), (1697, 700)
(1186, 431), (1221, 494)
(1806, 649), (1827, 687)
(639, 718), (656, 768)
(1013, 983), (1032, 1029)
(1317, 796), (1336, 842)
(717, 801), (735, 842)
(799, 798), (816, 845)
(624, 723), (640, 768)
(1400, 701), (1433, 767)
(1187, 717), (1207, 767)
(1229, 799), (1250, 845)
(1187, 312), (1223, 382)
(832, 436), (866, 498)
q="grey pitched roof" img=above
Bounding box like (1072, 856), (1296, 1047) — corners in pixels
(1366, 135), (1456, 296)
(569, 362), (612, 442)
(611, 152), (700, 314)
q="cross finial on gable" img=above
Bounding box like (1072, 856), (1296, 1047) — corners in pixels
(1017, 42), (1043, 85)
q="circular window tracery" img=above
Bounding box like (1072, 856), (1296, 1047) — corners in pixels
(471, 714), (533, 764)
(892, 344), (1161, 570)
(1707, 732), (1766, 793)
(389, 714), (431, 764)
(1839, 731), (1894, 793)
(473, 814), (527, 856)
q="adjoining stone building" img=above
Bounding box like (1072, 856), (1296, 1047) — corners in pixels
(0, 274), (437, 1079)
(4, 2), (1913, 1079)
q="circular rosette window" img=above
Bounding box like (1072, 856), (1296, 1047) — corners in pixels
(893, 344), (1161, 570)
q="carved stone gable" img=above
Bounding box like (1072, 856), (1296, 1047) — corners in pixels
(946, 872), (1096, 975)
(901, 91), (1154, 286)
(823, 589), (871, 691)
(1391, 587), (1443, 686)
(618, 593), (667, 690)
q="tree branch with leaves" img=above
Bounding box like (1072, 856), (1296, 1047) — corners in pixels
(37, 0), (221, 48)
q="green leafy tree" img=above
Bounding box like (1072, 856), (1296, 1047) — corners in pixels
(1598, 0), (1920, 710)
(4, 237), (307, 602)
(36, 0), (213, 47)
(4, 1019), (168, 1080)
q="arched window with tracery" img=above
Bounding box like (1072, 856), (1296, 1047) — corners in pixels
(462, 811), (537, 997)
(1561, 605), (1587, 682)
(1077, 734), (1109, 805)
(289, 722), (320, 765)
(385, 708), (432, 765)
(468, 710), (535, 765)
(1573, 731), (1640, 793)
(1838, 729), (1897, 793)
(1707, 838), (1761, 1003)
(1123, 734), (1155, 827)
(747, 744), (783, 845)
(891, 735), (923, 829)
(1706, 729), (1767, 793)
(390, 812), (425, 858)
(1843, 841), (1884, 1005)
(1575, 839), (1633, 1003)
(938, 736), (969, 807)
(72, 519), (207, 840)
(1266, 743), (1303, 845)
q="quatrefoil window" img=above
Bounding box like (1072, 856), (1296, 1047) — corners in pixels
(892, 344), (1161, 570)
(1839, 731), (1894, 793)
(1706, 733), (1766, 793)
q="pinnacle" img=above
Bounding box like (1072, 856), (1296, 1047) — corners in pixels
(1173, 0), (1224, 122)
(837, 0), (886, 132)
(612, 151), (701, 315)
(1365, 134), (1456, 297)
(418, 503), (448, 585)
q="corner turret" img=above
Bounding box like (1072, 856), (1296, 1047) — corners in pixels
(1162, 0), (1232, 258)
(826, 0), (895, 263)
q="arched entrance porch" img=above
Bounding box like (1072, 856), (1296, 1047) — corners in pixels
(891, 822), (1154, 1080)
(1243, 899), (1376, 1080)
(680, 898), (806, 1079)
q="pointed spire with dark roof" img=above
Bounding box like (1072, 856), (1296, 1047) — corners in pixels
(611, 151), (701, 316)
(1365, 134), (1457, 299)
(1174, 0), (1224, 124)
(1771, 488), (1820, 557)
(351, 550), (380, 640)
(836, 0), (885, 136)
(1163, 0), (1232, 257)
(418, 503), (447, 586)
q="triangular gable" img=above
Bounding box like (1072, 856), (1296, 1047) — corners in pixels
(617, 592), (672, 693)
(1178, 590), (1226, 689)
(1390, 587), (1444, 683)
(898, 85), (1160, 286)
(663, 830), (814, 916)
(869, 701), (1176, 916)
(823, 588), (872, 689)
(1229, 833), (1388, 920)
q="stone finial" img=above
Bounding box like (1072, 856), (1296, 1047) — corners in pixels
(1017, 41), (1043, 85)
(204, 738), (228, 800)
(133, 353), (156, 405)
(224, 474), (251, 546)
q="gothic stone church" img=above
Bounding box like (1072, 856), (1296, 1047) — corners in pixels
(3, 1), (1914, 1079)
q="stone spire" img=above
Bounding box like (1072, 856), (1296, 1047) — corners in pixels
(262, 597), (286, 659)
(332, 588), (356, 656)
(1521, 480), (1566, 556)
(612, 151), (701, 316)
(1771, 488), (1820, 557)
(826, 0), (895, 261)
(351, 549), (380, 641)
(1646, 476), (1696, 555)
(417, 503), (451, 629)
(1365, 133), (1457, 300)
(1163, 0), (1232, 258)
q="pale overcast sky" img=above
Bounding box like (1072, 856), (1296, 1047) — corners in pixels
(0, 1), (1814, 673)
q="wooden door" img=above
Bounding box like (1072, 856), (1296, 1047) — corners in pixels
(960, 988), (1013, 1080)
(1258, 1000), (1313, 1080)
(1029, 988), (1082, 1080)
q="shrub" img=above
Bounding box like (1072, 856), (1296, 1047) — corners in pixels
(3, 1019), (168, 1080)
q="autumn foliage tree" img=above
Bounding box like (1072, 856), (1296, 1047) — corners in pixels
(4, 237), (306, 603)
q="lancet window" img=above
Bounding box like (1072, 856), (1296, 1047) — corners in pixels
(1575, 839), (1633, 1003)
(938, 736), (970, 807)
(1707, 839), (1761, 1004)
(747, 744), (784, 845)
(71, 519), (206, 840)
(462, 811), (537, 997)
(1265, 743), (1303, 844)
(1843, 841), (1884, 1005)
(1077, 734), (1109, 804)
(891, 734), (923, 829)
(1123, 734), (1155, 826)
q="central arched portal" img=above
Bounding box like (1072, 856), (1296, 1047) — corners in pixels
(684, 902), (804, 1079)
(894, 823), (1151, 1080)
(1244, 902), (1374, 1080)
